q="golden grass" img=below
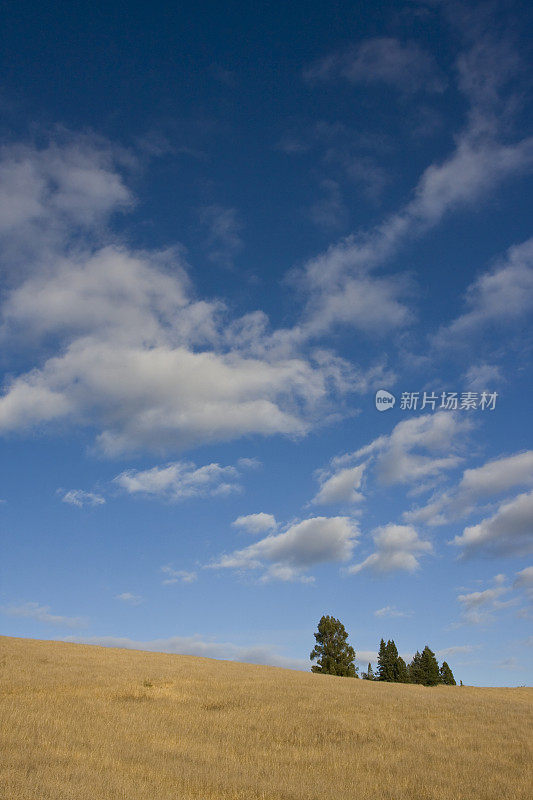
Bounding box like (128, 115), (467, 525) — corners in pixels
(1, 636), (531, 800)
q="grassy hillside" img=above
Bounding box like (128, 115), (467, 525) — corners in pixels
(1, 636), (531, 800)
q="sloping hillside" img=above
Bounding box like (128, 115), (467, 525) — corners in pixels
(1, 636), (531, 800)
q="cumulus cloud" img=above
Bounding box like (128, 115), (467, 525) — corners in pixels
(0, 243), (346, 455)
(0, 136), (371, 458)
(160, 566), (198, 585)
(304, 37), (446, 94)
(348, 523), (432, 575)
(312, 463), (366, 505)
(0, 257), (321, 454)
(114, 460), (242, 501)
(1, 601), (86, 628)
(232, 513), (277, 534)
(452, 490), (533, 557)
(0, 135), (133, 270)
(210, 516), (358, 582)
(456, 453), (533, 508)
(63, 634), (306, 670)
(334, 412), (468, 492)
(60, 489), (105, 508)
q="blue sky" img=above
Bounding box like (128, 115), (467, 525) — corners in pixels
(0, 0), (532, 685)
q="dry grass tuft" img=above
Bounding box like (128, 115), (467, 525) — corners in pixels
(1, 635), (531, 799)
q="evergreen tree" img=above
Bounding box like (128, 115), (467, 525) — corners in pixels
(396, 656), (409, 683)
(377, 638), (390, 681)
(361, 662), (375, 680)
(387, 640), (400, 681)
(408, 651), (424, 684)
(420, 645), (440, 686)
(310, 615), (358, 677)
(439, 661), (456, 685)
(378, 639), (402, 682)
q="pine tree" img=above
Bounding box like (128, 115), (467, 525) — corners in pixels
(397, 656), (409, 683)
(439, 661), (456, 685)
(408, 651), (424, 684)
(310, 615), (358, 677)
(387, 640), (400, 681)
(377, 638), (390, 681)
(362, 662), (375, 680)
(420, 645), (440, 686)
(378, 639), (402, 682)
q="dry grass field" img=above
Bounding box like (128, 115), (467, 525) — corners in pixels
(0, 636), (531, 800)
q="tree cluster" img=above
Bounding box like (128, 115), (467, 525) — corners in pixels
(363, 639), (456, 686)
(310, 616), (456, 686)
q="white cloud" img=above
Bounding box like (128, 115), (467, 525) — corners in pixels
(291, 131), (533, 343)
(61, 489), (105, 508)
(115, 592), (143, 605)
(236, 457), (262, 470)
(456, 578), (513, 625)
(452, 490), (533, 557)
(63, 634), (306, 670)
(211, 516), (358, 582)
(336, 412), (468, 492)
(373, 413), (468, 486)
(0, 253), (335, 455)
(373, 605), (410, 618)
(0, 137), (364, 458)
(1, 601), (86, 628)
(293, 28), (533, 345)
(464, 363), (503, 392)
(348, 523), (432, 575)
(160, 566), (198, 585)
(434, 238), (533, 345)
(312, 463), (366, 505)
(0, 247), (352, 458)
(456, 453), (533, 507)
(405, 450), (533, 526)
(232, 513), (277, 534)
(304, 38), (446, 94)
(114, 460), (241, 501)
(293, 270), (413, 340)
(0, 135), (132, 266)
(415, 452), (533, 526)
